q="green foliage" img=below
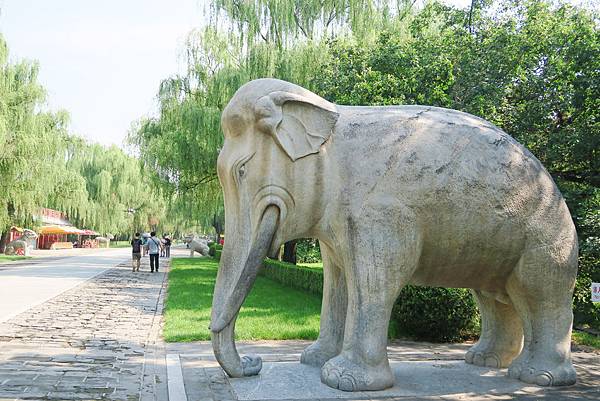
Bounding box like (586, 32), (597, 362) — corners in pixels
(209, 242), (223, 257)
(59, 141), (167, 235)
(573, 237), (600, 328)
(0, 33), (69, 233)
(214, 249), (222, 261)
(572, 331), (600, 349)
(296, 238), (322, 263)
(392, 286), (480, 342)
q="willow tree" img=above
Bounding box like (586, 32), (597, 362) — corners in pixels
(130, 0), (416, 241)
(0, 34), (77, 251)
(59, 140), (168, 237)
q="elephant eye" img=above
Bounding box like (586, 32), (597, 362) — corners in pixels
(238, 164), (246, 178)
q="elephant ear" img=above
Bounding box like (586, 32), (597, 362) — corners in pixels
(255, 91), (339, 161)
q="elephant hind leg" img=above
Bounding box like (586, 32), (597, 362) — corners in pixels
(465, 290), (523, 368)
(505, 243), (577, 386)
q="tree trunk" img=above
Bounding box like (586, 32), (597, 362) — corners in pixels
(212, 213), (224, 244)
(282, 240), (297, 264)
(0, 229), (10, 254)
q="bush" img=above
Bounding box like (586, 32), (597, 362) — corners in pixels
(259, 259), (480, 342)
(209, 243), (223, 257)
(214, 250), (222, 261)
(261, 259), (324, 295)
(296, 239), (322, 263)
(392, 286), (480, 342)
(573, 237), (600, 329)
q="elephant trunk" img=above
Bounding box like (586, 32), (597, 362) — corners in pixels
(210, 205), (279, 377)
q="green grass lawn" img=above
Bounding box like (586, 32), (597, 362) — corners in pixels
(110, 241), (131, 248)
(573, 331), (600, 349)
(164, 257), (322, 342)
(0, 255), (31, 262)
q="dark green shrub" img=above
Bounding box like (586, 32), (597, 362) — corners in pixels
(573, 237), (600, 329)
(214, 250), (222, 261)
(208, 243), (223, 257)
(392, 286), (480, 342)
(261, 259), (324, 295)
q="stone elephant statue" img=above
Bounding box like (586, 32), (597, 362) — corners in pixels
(183, 237), (210, 257)
(5, 229), (38, 256)
(96, 237), (110, 248)
(209, 79), (578, 391)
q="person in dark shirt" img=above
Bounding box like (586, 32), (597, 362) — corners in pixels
(164, 235), (172, 258)
(131, 232), (143, 272)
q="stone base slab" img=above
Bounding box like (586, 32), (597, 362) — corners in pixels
(229, 360), (541, 400)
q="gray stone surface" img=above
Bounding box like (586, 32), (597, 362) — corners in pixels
(230, 361), (541, 400)
(0, 254), (170, 401)
(169, 340), (600, 401)
(210, 78), (579, 391)
(184, 237), (211, 257)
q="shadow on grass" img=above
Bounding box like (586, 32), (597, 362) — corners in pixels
(164, 258), (322, 342)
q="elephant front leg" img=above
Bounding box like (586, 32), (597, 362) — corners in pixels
(321, 210), (420, 392)
(301, 243), (347, 367)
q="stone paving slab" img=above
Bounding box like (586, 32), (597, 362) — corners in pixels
(0, 254), (170, 401)
(168, 340), (600, 401)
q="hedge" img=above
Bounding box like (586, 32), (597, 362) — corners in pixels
(391, 286), (479, 342)
(261, 259), (324, 295)
(208, 243), (222, 256)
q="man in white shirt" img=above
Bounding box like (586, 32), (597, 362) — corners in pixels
(146, 231), (163, 273)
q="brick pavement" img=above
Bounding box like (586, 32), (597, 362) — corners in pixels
(0, 255), (169, 400)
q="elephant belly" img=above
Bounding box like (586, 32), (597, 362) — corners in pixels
(408, 215), (525, 292)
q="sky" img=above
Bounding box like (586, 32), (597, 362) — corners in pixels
(0, 0), (208, 147)
(0, 0), (475, 148)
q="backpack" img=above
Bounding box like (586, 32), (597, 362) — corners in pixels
(132, 239), (142, 253)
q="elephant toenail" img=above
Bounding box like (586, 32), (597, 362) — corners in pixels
(535, 372), (553, 386)
(485, 354), (500, 368)
(338, 376), (355, 392)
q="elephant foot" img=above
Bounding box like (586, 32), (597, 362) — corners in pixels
(465, 345), (518, 368)
(320, 354), (394, 392)
(509, 357), (576, 386)
(300, 340), (340, 368)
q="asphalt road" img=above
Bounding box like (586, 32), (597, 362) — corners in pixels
(0, 248), (131, 323)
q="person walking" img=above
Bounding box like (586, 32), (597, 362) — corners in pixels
(131, 233), (143, 272)
(145, 231), (162, 273)
(164, 235), (171, 258)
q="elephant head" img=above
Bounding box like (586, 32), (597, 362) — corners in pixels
(210, 78), (339, 377)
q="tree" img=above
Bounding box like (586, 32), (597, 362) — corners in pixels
(0, 35), (72, 251)
(311, 0), (600, 327)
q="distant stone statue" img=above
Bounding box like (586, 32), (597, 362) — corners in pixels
(5, 229), (38, 256)
(96, 237), (110, 248)
(209, 78), (578, 391)
(184, 237), (210, 257)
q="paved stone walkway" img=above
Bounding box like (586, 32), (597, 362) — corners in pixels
(1, 250), (599, 401)
(0, 256), (170, 400)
